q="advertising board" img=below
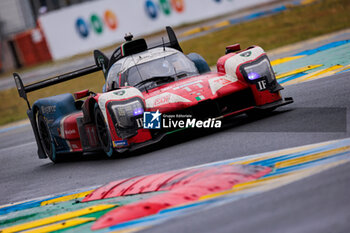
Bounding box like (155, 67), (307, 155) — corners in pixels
(39, 0), (274, 60)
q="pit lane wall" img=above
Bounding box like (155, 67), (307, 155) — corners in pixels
(39, 0), (275, 60)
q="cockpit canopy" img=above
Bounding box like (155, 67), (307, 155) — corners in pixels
(105, 47), (199, 92)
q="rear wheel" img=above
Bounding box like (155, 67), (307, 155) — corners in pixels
(94, 104), (114, 157)
(37, 113), (59, 163)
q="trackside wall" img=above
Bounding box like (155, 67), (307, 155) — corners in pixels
(38, 0), (275, 60)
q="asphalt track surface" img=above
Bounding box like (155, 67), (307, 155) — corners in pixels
(0, 72), (349, 232)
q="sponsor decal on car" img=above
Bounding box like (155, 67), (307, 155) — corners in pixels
(41, 105), (56, 114)
(146, 92), (191, 108)
(64, 129), (77, 135)
(113, 140), (129, 147)
(240, 51), (252, 57)
(154, 94), (171, 107)
(113, 90), (126, 96)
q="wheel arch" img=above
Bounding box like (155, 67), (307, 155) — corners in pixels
(187, 53), (211, 74)
(30, 93), (76, 159)
(82, 96), (99, 124)
(27, 104), (48, 159)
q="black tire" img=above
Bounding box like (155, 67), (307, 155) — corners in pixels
(37, 113), (59, 163)
(187, 53), (211, 74)
(94, 104), (114, 157)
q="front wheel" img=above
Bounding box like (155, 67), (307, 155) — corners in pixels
(94, 104), (114, 157)
(37, 113), (60, 163)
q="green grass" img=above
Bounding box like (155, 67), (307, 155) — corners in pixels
(180, 0), (350, 65)
(1, 0), (349, 126)
(0, 73), (105, 125)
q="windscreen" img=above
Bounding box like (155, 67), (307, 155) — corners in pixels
(126, 52), (199, 87)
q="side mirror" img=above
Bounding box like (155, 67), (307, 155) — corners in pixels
(225, 44), (241, 54)
(74, 89), (90, 100)
(111, 81), (120, 90)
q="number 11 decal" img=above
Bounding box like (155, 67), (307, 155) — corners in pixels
(257, 80), (267, 91)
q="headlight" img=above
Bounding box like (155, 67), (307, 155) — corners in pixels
(240, 55), (283, 93)
(107, 98), (144, 139)
(242, 56), (275, 83)
(110, 100), (143, 128)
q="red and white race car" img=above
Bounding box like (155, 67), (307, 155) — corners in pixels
(14, 27), (293, 162)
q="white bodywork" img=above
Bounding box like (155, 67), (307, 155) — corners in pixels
(224, 46), (266, 77)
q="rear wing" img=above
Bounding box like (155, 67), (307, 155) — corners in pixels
(13, 65), (101, 110)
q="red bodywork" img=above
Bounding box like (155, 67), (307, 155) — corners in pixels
(60, 50), (287, 153)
